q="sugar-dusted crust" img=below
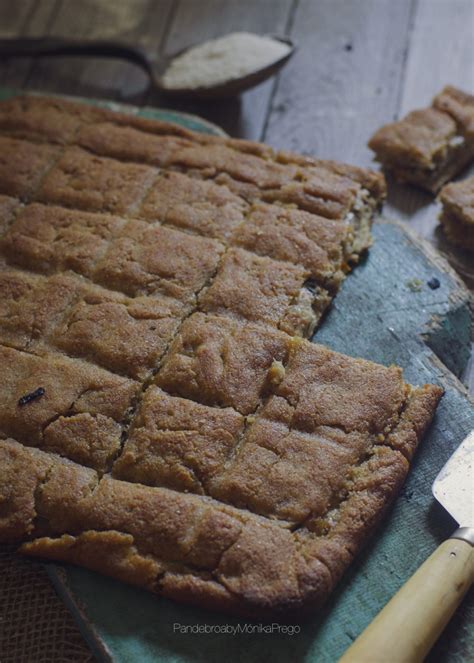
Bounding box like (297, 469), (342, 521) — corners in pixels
(0, 94), (443, 617)
(438, 175), (474, 250)
(369, 86), (474, 192)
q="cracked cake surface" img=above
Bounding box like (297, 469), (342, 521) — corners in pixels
(369, 86), (474, 192)
(0, 94), (443, 617)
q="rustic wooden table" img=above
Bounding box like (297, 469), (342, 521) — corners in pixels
(0, 1), (473, 661)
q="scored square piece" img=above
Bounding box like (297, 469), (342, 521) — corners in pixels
(113, 385), (245, 493)
(156, 312), (292, 415)
(139, 170), (247, 240)
(94, 219), (225, 301)
(199, 247), (322, 334)
(0, 345), (138, 471)
(37, 146), (157, 215)
(1, 203), (126, 277)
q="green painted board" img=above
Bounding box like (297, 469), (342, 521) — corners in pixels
(3, 90), (473, 662)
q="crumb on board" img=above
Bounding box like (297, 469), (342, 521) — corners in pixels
(406, 278), (423, 292)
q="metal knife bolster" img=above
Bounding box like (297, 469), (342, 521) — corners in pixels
(450, 527), (474, 546)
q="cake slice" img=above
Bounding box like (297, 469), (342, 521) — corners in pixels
(438, 175), (474, 250)
(369, 86), (474, 192)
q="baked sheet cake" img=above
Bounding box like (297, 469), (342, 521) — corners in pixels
(0, 95), (442, 616)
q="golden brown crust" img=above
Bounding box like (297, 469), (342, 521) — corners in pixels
(53, 285), (190, 379)
(0, 195), (20, 235)
(0, 269), (80, 351)
(438, 175), (474, 250)
(199, 247), (313, 331)
(0, 267), (190, 379)
(0, 94), (443, 617)
(113, 386), (245, 492)
(384, 384), (444, 460)
(0, 95), (84, 144)
(0, 404), (441, 616)
(369, 86), (474, 192)
(369, 108), (457, 170)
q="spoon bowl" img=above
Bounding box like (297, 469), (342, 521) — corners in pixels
(156, 35), (295, 99)
(0, 34), (295, 99)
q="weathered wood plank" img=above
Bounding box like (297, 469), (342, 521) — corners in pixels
(264, 0), (415, 164)
(148, 0), (294, 138)
(22, 0), (175, 103)
(400, 0), (474, 113)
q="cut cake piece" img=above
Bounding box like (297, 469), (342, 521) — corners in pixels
(438, 175), (474, 251)
(369, 86), (474, 192)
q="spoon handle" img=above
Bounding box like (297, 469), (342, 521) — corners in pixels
(0, 37), (153, 74)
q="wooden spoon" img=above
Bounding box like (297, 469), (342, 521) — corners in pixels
(0, 34), (295, 99)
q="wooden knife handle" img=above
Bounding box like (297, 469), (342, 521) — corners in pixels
(339, 537), (474, 663)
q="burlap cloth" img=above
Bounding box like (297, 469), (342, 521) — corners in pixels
(0, 546), (94, 662)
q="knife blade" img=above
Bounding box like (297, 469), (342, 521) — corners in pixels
(433, 430), (474, 537)
(340, 431), (474, 663)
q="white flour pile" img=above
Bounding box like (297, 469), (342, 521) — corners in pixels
(161, 32), (291, 90)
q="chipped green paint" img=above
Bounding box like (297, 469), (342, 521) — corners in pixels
(3, 89), (472, 663)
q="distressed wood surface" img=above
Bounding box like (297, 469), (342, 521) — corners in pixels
(0, 1), (473, 662)
(264, 0), (416, 164)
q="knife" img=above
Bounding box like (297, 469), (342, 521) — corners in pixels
(340, 431), (474, 663)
